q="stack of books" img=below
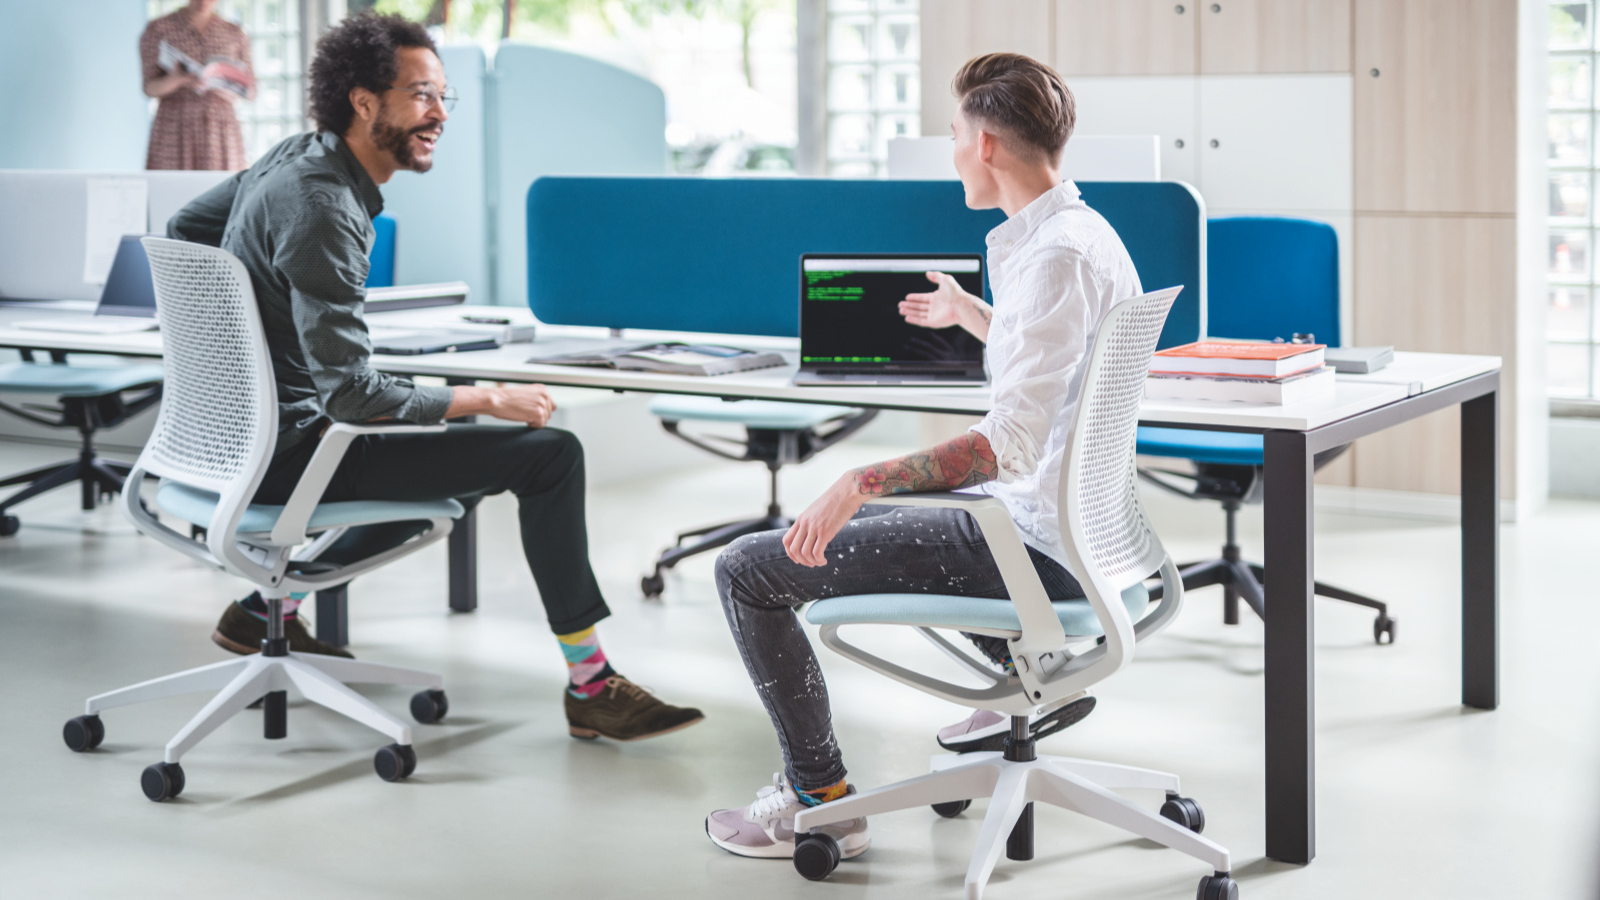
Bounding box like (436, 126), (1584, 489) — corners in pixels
(1145, 340), (1335, 404)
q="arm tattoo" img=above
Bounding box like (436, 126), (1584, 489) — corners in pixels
(973, 301), (993, 325)
(851, 432), (999, 496)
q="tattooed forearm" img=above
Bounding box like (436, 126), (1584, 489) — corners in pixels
(851, 432), (999, 496)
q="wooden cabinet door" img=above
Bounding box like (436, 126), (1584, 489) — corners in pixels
(1198, 0), (1352, 74)
(1353, 0), (1517, 214)
(1068, 77), (1200, 184)
(1054, 0), (1196, 76)
(920, 0), (1054, 135)
(1197, 74), (1352, 211)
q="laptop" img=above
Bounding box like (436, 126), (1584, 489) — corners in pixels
(793, 253), (988, 385)
(15, 235), (160, 334)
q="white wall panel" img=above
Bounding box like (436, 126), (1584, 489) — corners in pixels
(1197, 75), (1353, 211)
(1066, 77), (1199, 186)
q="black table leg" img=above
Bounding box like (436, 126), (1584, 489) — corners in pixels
(444, 376), (480, 614)
(1460, 390), (1500, 709)
(315, 584), (350, 647)
(448, 507), (478, 613)
(1263, 429), (1315, 865)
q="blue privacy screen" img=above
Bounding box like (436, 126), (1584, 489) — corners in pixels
(526, 177), (1204, 347)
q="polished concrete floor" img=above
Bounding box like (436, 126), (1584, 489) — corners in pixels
(1, 434), (1598, 900)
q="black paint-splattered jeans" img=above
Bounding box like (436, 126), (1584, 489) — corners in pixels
(714, 505), (1085, 792)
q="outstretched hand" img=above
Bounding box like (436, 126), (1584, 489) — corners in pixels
(899, 271), (968, 330)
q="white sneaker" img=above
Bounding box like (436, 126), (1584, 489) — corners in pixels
(935, 692), (1098, 753)
(705, 773), (871, 860)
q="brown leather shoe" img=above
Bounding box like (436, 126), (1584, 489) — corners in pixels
(211, 601), (355, 658)
(565, 676), (704, 741)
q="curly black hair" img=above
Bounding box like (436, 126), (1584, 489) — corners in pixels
(308, 12), (437, 136)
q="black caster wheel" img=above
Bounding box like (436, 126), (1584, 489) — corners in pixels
(374, 743), (417, 782)
(793, 832), (841, 881)
(141, 762), (185, 802)
(1197, 871), (1238, 900)
(932, 799), (972, 818)
(410, 689), (448, 724)
(0, 515), (18, 537)
(63, 714), (105, 752)
(640, 573), (665, 598)
(1373, 614), (1397, 645)
(1161, 793), (1205, 833)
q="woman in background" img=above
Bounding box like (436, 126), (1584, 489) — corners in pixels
(139, 0), (254, 171)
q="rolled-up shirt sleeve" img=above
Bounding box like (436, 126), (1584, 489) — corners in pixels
(971, 251), (1096, 483)
(276, 190), (454, 425)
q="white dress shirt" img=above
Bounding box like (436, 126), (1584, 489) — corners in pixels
(969, 180), (1143, 571)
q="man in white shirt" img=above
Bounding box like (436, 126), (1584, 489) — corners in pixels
(704, 53), (1143, 861)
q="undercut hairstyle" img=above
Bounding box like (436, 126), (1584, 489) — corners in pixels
(952, 53), (1075, 164)
(308, 12), (437, 136)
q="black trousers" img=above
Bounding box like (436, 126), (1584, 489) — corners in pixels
(256, 425), (610, 635)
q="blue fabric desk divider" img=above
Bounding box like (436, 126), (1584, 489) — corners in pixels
(365, 212), (396, 289)
(527, 177), (1205, 347)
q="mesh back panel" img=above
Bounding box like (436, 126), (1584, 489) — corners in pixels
(1070, 292), (1178, 588)
(141, 240), (273, 491)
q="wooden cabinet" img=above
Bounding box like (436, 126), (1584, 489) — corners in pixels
(919, 0), (1053, 135)
(1054, 0), (1195, 76)
(1197, 0), (1351, 74)
(1353, 0), (1517, 214)
(1352, 214), (1518, 496)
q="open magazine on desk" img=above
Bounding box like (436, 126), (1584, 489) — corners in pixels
(527, 342), (785, 377)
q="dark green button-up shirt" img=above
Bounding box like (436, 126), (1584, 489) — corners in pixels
(167, 131), (454, 459)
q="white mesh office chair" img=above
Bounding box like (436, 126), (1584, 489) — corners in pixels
(786, 288), (1239, 900)
(60, 237), (464, 801)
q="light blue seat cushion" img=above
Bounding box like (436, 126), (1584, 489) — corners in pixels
(806, 582), (1150, 638)
(650, 395), (857, 430)
(156, 482), (464, 535)
(1136, 426), (1264, 467)
(0, 362), (164, 397)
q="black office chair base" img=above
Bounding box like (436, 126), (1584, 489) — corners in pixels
(1176, 556), (1396, 645)
(642, 512), (791, 597)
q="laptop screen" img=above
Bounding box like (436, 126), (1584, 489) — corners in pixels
(97, 235), (158, 317)
(800, 255), (986, 368)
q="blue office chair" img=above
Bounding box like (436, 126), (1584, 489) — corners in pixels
(365, 212), (397, 288)
(0, 355), (163, 536)
(1136, 217), (1395, 644)
(640, 396), (877, 598)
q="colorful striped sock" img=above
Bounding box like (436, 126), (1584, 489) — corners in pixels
(239, 591), (307, 621)
(558, 626), (616, 699)
(797, 778), (849, 807)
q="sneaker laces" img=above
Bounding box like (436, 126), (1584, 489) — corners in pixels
(749, 774), (797, 819)
(603, 676), (653, 702)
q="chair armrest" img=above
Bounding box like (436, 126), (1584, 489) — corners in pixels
(865, 491), (1069, 663)
(269, 422), (447, 545)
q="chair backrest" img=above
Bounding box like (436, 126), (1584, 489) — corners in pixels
(1061, 288), (1180, 594)
(1205, 216), (1339, 346)
(137, 237), (277, 500)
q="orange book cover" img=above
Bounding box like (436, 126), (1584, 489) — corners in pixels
(1154, 340), (1325, 361)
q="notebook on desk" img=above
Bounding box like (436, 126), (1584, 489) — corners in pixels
(792, 254), (988, 386)
(14, 236), (160, 334)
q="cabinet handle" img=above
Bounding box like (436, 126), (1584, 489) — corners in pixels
(1209, 139), (1219, 148)
(1210, 3), (1221, 11)
(1175, 4), (1185, 12)
(1175, 139), (1185, 149)
(1370, 68), (1381, 77)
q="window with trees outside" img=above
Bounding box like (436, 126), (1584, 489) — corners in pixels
(147, 0), (306, 165)
(1551, 2), (1600, 402)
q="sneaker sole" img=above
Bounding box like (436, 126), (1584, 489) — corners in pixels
(705, 820), (871, 860)
(568, 713), (706, 742)
(937, 696), (1098, 754)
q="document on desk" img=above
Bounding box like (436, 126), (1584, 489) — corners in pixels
(83, 177), (148, 285)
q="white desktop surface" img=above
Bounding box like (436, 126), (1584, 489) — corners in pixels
(0, 304), (1501, 431)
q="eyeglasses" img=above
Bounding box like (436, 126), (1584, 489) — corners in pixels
(393, 85), (457, 113)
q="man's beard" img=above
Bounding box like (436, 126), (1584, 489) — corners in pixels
(371, 115), (438, 173)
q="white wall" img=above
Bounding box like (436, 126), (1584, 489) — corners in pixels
(0, 0), (150, 170)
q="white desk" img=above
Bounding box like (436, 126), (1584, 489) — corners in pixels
(0, 302), (1501, 866)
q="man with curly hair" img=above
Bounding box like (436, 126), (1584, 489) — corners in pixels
(167, 13), (704, 743)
